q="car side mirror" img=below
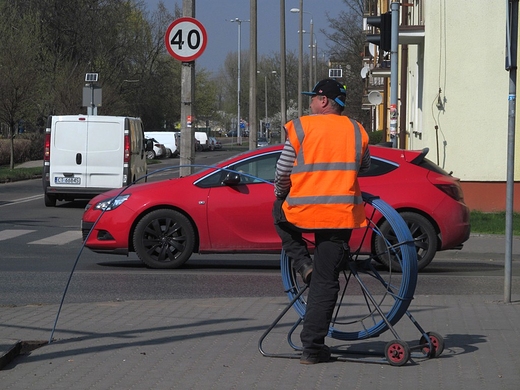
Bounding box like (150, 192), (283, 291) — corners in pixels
(222, 172), (241, 186)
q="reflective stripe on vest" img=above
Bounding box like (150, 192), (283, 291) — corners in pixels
(291, 118), (362, 174)
(287, 194), (364, 205)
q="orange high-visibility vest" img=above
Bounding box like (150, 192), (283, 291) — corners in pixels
(282, 114), (369, 229)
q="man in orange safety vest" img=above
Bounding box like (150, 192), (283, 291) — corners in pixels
(273, 78), (370, 364)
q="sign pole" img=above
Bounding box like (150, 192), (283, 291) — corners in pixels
(180, 61), (195, 176)
(389, 2), (399, 148)
(165, 3), (207, 176)
(505, 0), (518, 303)
(182, 1), (195, 176)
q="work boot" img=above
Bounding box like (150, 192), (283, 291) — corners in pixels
(297, 262), (313, 284)
(300, 345), (331, 364)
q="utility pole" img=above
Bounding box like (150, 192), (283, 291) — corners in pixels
(280, 0), (287, 134)
(249, 0), (258, 150)
(180, 0), (196, 177)
(297, 0), (303, 117)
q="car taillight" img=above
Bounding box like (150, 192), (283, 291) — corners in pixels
(434, 184), (464, 202)
(124, 134), (130, 163)
(44, 133), (51, 161)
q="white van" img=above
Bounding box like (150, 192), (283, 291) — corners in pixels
(43, 115), (147, 207)
(144, 131), (178, 158)
(194, 131), (209, 151)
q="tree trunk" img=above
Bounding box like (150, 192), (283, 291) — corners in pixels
(9, 123), (15, 170)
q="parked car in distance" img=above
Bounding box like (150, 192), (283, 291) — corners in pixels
(194, 132), (210, 151)
(257, 137), (269, 148)
(226, 130), (237, 137)
(208, 137), (222, 151)
(144, 131), (178, 158)
(82, 144), (470, 271)
(145, 138), (166, 159)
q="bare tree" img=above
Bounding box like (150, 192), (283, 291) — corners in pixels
(323, 0), (370, 126)
(0, 3), (41, 168)
(0, 0), (278, 143)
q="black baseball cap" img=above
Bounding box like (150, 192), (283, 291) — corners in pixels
(302, 78), (346, 107)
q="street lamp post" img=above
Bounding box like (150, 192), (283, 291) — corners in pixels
(291, 7), (314, 93)
(230, 18), (250, 144)
(290, 2), (304, 117)
(264, 75), (267, 135)
(313, 37), (317, 85)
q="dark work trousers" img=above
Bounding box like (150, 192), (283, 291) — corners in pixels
(300, 229), (352, 353)
(272, 199), (352, 352)
(272, 199), (313, 273)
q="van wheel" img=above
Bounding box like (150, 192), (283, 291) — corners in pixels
(133, 209), (195, 269)
(44, 193), (56, 207)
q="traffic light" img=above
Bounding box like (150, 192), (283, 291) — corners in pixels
(366, 11), (391, 52)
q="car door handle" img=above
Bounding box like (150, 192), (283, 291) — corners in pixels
(76, 153), (82, 165)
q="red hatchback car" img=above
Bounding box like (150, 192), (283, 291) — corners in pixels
(81, 145), (470, 271)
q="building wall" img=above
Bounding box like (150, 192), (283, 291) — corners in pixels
(408, 1), (511, 183)
(460, 182), (520, 212)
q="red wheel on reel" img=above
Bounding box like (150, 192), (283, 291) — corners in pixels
(420, 331), (444, 358)
(384, 340), (410, 366)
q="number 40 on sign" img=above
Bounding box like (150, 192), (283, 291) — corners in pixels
(164, 17), (207, 62)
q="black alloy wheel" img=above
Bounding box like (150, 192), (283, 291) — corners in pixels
(133, 209), (195, 269)
(375, 211), (437, 271)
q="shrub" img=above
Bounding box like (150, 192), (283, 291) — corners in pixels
(20, 132), (45, 161)
(368, 130), (384, 145)
(0, 132), (44, 166)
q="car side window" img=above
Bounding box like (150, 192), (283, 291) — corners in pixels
(358, 157), (398, 177)
(232, 153), (279, 183)
(196, 152), (281, 188)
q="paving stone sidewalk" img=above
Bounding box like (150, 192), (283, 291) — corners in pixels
(1, 293), (519, 390)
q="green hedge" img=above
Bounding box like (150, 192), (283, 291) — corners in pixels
(368, 130), (384, 145)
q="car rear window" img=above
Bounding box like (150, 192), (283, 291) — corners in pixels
(358, 157), (398, 177)
(415, 158), (451, 175)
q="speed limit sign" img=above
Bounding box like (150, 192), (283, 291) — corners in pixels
(165, 17), (207, 62)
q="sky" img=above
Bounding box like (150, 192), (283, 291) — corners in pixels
(147, 0), (348, 72)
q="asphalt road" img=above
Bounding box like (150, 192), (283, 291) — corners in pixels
(1, 149), (519, 307)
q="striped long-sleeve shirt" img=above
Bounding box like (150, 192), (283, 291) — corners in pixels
(274, 132), (371, 199)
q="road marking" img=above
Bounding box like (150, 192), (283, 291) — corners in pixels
(0, 195), (43, 208)
(28, 231), (82, 245)
(0, 230), (36, 241)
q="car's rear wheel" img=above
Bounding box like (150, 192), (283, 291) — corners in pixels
(133, 209), (195, 269)
(375, 211), (437, 271)
(165, 149), (172, 158)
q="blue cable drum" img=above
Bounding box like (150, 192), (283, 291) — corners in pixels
(280, 193), (418, 341)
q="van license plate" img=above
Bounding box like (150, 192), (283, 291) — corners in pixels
(55, 177), (81, 185)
